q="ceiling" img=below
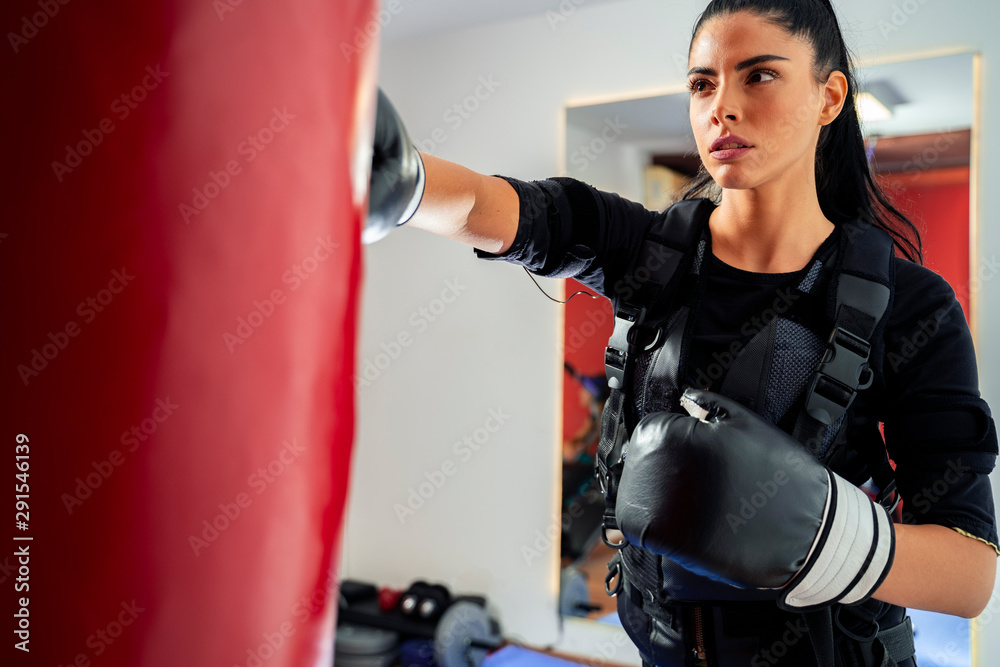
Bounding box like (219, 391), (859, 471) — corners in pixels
(380, 0), (633, 43)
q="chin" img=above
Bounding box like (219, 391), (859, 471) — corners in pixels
(708, 170), (755, 191)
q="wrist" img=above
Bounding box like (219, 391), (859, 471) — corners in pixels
(779, 470), (895, 611)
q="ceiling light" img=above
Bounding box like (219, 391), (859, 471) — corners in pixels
(857, 92), (893, 123)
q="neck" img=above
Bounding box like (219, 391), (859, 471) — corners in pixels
(710, 181), (834, 274)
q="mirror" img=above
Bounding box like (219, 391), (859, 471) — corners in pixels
(559, 51), (978, 665)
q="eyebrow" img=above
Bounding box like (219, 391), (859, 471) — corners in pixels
(688, 54), (790, 77)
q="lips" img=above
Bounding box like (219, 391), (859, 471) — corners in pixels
(710, 135), (752, 152)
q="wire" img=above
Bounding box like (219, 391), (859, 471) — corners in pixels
(522, 268), (599, 304)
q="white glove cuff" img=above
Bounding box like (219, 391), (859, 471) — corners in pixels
(779, 471), (895, 611)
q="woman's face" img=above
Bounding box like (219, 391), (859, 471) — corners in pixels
(687, 11), (844, 193)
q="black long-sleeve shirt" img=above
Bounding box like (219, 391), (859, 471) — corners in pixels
(475, 176), (999, 550)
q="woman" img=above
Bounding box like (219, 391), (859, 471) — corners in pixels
(368, 0), (998, 664)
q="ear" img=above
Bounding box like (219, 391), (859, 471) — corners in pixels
(819, 70), (848, 126)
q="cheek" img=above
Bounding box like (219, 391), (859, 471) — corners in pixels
(690, 104), (712, 150)
(754, 97), (818, 154)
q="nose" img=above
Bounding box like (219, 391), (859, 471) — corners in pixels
(710, 84), (742, 126)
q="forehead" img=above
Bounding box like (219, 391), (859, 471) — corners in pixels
(688, 12), (813, 69)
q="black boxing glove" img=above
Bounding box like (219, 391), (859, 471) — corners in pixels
(365, 88), (425, 244)
(615, 388), (894, 612)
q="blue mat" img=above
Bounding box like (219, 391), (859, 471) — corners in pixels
(482, 610), (970, 666)
(910, 609), (970, 667)
(484, 645), (593, 667)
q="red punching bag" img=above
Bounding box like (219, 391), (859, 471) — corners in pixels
(3, 0), (375, 664)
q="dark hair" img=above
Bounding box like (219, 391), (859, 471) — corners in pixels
(679, 0), (923, 263)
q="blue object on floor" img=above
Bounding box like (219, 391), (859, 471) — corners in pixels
(400, 638), (437, 667)
(596, 610), (622, 627)
(909, 608), (970, 667)
(483, 645), (594, 667)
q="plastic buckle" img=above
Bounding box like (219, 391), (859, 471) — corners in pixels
(805, 327), (872, 425)
(605, 306), (663, 391)
(604, 306), (643, 390)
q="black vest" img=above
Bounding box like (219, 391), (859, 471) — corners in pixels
(596, 198), (897, 605)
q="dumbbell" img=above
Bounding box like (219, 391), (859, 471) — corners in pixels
(433, 600), (503, 667)
(340, 580), (504, 667)
(398, 581), (452, 622)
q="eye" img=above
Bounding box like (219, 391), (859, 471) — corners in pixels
(688, 78), (712, 95)
(746, 68), (779, 85)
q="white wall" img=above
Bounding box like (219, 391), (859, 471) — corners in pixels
(343, 0), (1000, 661)
(566, 118), (647, 202)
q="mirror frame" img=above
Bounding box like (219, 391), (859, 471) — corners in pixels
(553, 47), (983, 667)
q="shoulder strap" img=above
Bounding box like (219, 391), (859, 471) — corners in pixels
(807, 223), (893, 422)
(793, 220), (897, 506)
(596, 199), (712, 548)
(604, 198), (713, 389)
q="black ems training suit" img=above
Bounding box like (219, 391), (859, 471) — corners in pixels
(475, 176), (998, 667)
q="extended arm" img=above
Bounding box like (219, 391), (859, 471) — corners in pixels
(367, 89), (519, 252)
(406, 153), (519, 254)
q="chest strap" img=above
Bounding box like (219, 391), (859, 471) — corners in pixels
(596, 200), (710, 546)
(792, 223), (897, 508)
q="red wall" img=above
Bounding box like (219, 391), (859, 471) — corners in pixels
(879, 166), (971, 322)
(562, 283), (614, 450)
